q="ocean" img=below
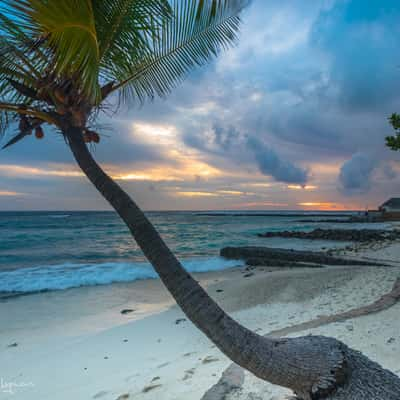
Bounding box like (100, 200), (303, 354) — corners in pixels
(0, 211), (390, 295)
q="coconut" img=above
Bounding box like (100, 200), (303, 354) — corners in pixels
(91, 132), (100, 143)
(83, 132), (92, 143)
(35, 126), (44, 139)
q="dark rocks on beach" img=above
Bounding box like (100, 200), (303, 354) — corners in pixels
(296, 219), (356, 223)
(245, 258), (324, 268)
(175, 318), (187, 325)
(257, 228), (400, 242)
(220, 246), (386, 267)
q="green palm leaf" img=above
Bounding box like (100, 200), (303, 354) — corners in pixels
(4, 0), (101, 101)
(0, 109), (12, 138)
(108, 0), (249, 103)
(94, 0), (171, 63)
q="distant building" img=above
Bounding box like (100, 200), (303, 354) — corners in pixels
(379, 198), (400, 220)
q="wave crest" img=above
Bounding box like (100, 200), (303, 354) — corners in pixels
(0, 257), (242, 294)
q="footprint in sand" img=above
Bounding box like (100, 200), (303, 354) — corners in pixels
(116, 394), (130, 400)
(125, 372), (140, 382)
(93, 390), (108, 399)
(202, 356), (220, 364)
(183, 368), (196, 381)
(121, 309), (135, 315)
(142, 384), (162, 393)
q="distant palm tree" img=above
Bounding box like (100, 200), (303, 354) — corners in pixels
(1, 1), (399, 399)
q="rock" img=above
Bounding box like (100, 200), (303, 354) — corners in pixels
(387, 337), (396, 344)
(243, 272), (254, 278)
(120, 309), (135, 315)
(7, 342), (18, 348)
(151, 376), (160, 382)
(216, 289), (224, 293)
(175, 318), (187, 325)
(245, 258), (324, 268)
(220, 246), (384, 266)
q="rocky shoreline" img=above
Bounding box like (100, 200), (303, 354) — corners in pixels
(257, 228), (400, 242)
(220, 246), (386, 267)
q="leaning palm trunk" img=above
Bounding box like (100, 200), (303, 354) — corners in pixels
(66, 125), (400, 400)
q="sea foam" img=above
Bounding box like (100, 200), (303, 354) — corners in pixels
(0, 257), (243, 294)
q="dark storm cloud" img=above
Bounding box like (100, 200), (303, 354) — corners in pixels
(310, 0), (400, 112)
(247, 137), (308, 184)
(339, 153), (377, 194)
(182, 124), (241, 154)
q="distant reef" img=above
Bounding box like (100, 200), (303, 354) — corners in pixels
(257, 228), (400, 242)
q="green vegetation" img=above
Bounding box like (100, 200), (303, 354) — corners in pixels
(386, 113), (400, 150)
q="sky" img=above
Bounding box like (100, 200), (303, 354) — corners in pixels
(1, 0), (400, 211)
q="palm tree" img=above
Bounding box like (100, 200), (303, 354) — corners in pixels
(1, 1), (399, 399)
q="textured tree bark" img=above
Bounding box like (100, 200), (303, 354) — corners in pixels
(65, 126), (400, 400)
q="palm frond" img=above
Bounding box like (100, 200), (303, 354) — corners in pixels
(4, 0), (101, 102)
(0, 109), (12, 138)
(94, 0), (171, 69)
(2, 130), (28, 149)
(108, 0), (248, 103)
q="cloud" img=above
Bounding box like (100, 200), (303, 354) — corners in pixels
(0, 190), (24, 196)
(310, 0), (400, 112)
(383, 164), (397, 180)
(247, 137), (308, 184)
(338, 153), (377, 194)
(0, 164), (83, 178)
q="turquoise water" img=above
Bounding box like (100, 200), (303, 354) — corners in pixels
(0, 211), (384, 294)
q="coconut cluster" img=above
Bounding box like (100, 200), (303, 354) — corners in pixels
(19, 114), (45, 139)
(83, 130), (100, 143)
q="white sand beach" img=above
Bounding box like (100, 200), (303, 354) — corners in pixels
(1, 241), (400, 400)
